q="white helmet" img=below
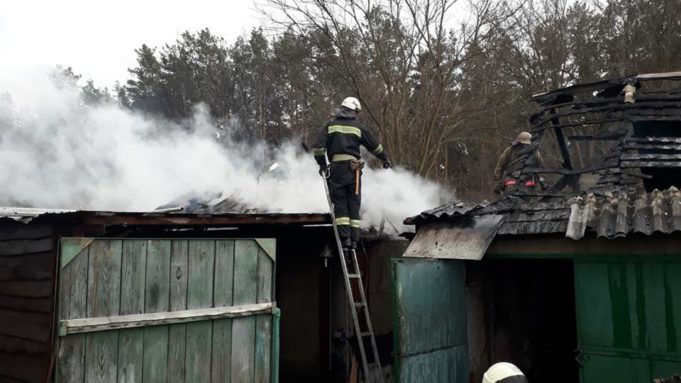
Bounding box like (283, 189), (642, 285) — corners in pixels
(482, 362), (527, 383)
(341, 97), (361, 111)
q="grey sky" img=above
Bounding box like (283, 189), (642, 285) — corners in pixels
(0, 0), (261, 87)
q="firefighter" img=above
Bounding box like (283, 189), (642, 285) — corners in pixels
(312, 97), (391, 250)
(494, 131), (544, 194)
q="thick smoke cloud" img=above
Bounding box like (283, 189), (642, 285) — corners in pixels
(0, 72), (447, 232)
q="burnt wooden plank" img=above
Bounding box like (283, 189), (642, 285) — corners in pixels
(622, 161), (681, 168)
(623, 143), (681, 151)
(0, 308), (51, 342)
(233, 240), (258, 306)
(0, 251), (53, 281)
(168, 240), (188, 383)
(214, 240), (235, 307)
(187, 240), (215, 309)
(567, 132), (627, 141)
(85, 331), (119, 383)
(57, 241), (89, 383)
(143, 326), (169, 383)
(0, 223), (52, 241)
(622, 153), (681, 161)
(254, 315), (272, 383)
(0, 350), (49, 382)
(231, 317), (256, 382)
(118, 240), (147, 383)
(0, 294), (52, 314)
(0, 334), (48, 353)
(211, 319), (232, 382)
(627, 136), (681, 144)
(0, 238), (53, 256)
(87, 240), (122, 317)
(186, 321), (212, 383)
(120, 240), (147, 315)
(145, 240), (171, 313)
(0, 280), (53, 298)
(256, 249), (273, 304)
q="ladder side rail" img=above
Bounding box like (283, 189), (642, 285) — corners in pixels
(321, 176), (372, 381)
(351, 250), (384, 383)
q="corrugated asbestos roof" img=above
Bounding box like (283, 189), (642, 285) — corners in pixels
(409, 187), (681, 242)
(408, 199), (571, 236)
(408, 201), (488, 222)
(566, 187), (681, 239)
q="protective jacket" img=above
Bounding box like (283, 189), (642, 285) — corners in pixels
(494, 143), (543, 182)
(312, 108), (388, 165)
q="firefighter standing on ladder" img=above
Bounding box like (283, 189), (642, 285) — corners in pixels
(312, 97), (391, 251)
(494, 131), (544, 194)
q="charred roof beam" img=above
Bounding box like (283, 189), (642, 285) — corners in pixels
(550, 108), (574, 170)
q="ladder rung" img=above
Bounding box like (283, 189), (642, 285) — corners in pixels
(347, 273), (361, 278)
(359, 332), (373, 337)
(353, 302), (366, 307)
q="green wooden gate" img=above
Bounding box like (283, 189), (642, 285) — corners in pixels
(56, 238), (279, 383)
(391, 258), (468, 382)
(574, 255), (681, 382)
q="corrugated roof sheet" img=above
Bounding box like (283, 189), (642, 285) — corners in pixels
(408, 198), (571, 236)
(567, 187), (681, 239)
(0, 207), (76, 223)
(409, 187), (681, 240)
(409, 201), (489, 223)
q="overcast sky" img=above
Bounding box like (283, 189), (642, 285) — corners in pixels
(0, 0), (261, 87)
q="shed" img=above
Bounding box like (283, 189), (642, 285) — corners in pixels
(0, 208), (405, 382)
(392, 73), (681, 383)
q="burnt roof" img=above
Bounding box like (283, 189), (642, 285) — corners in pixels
(409, 72), (681, 242)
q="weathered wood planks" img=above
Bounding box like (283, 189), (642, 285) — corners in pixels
(59, 303), (274, 334)
(56, 238), (276, 383)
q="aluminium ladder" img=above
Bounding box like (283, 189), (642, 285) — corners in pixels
(321, 173), (384, 383)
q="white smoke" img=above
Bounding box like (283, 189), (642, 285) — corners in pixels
(0, 71), (448, 232)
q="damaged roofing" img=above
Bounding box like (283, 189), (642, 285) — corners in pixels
(409, 72), (681, 244)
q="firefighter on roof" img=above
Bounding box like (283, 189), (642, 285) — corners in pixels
(494, 131), (544, 194)
(312, 97), (391, 250)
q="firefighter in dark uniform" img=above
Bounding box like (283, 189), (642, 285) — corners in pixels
(312, 97), (391, 250)
(494, 131), (544, 194)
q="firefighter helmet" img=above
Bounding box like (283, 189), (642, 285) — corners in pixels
(482, 362), (528, 383)
(517, 132), (532, 145)
(341, 97), (362, 112)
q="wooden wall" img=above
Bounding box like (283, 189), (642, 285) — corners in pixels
(0, 221), (56, 383)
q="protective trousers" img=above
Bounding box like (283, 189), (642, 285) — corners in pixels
(327, 161), (361, 247)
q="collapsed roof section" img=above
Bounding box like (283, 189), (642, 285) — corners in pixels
(406, 72), (681, 258)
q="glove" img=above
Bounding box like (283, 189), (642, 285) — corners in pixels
(382, 159), (391, 169)
(319, 164), (330, 177)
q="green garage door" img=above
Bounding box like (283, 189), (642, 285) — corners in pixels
(391, 258), (468, 382)
(574, 255), (681, 382)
